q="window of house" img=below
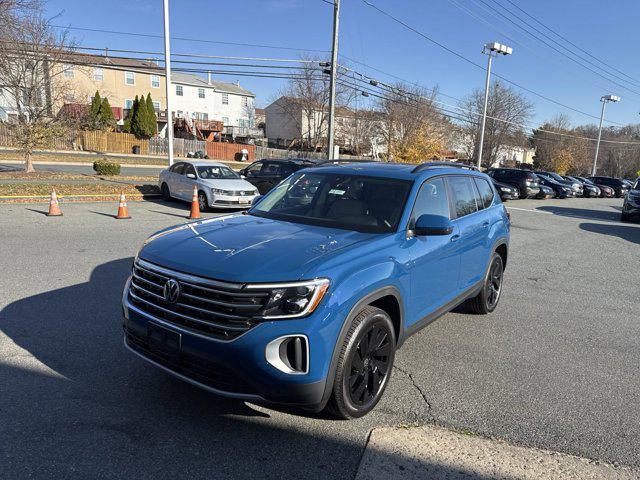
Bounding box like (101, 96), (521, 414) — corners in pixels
(176, 85), (183, 96)
(242, 96), (248, 107)
(124, 99), (133, 109)
(125, 71), (135, 85)
(198, 88), (205, 99)
(222, 93), (229, 105)
(152, 101), (160, 111)
(151, 75), (160, 88)
(222, 116), (229, 125)
(177, 110), (183, 118)
(63, 64), (74, 78)
(93, 68), (103, 82)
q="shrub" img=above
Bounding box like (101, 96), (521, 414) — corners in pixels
(93, 159), (121, 176)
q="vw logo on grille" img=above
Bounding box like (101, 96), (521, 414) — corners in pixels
(163, 278), (181, 304)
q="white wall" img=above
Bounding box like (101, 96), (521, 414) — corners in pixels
(170, 83), (215, 121)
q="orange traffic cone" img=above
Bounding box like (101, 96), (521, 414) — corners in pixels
(47, 189), (63, 216)
(116, 193), (131, 219)
(189, 186), (201, 220)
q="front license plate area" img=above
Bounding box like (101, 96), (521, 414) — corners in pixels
(148, 323), (181, 360)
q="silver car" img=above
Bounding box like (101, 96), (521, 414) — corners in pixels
(159, 160), (259, 211)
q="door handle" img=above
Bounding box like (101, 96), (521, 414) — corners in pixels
(482, 221), (490, 228)
(450, 234), (461, 242)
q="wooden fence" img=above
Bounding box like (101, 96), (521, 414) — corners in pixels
(77, 131), (149, 155)
(254, 145), (370, 161)
(207, 142), (255, 162)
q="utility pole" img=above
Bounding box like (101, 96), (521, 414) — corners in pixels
(163, 0), (174, 166)
(477, 42), (512, 170)
(591, 94), (620, 176)
(326, 0), (340, 160)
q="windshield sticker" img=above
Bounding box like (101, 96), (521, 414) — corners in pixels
(328, 189), (345, 195)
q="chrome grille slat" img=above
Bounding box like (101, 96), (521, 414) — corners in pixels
(129, 259), (272, 340)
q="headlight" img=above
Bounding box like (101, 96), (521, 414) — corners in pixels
(250, 278), (330, 319)
(500, 187), (511, 192)
(212, 188), (229, 195)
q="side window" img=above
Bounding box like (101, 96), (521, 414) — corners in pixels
(447, 176), (479, 218)
(280, 164), (295, 177)
(260, 162), (281, 176)
(474, 178), (495, 209)
(183, 164), (196, 177)
(170, 163), (184, 175)
(245, 162), (263, 177)
(412, 177), (450, 220)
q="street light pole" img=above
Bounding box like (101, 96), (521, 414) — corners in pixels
(163, 0), (174, 166)
(326, 0), (340, 160)
(477, 42), (512, 170)
(591, 94), (620, 176)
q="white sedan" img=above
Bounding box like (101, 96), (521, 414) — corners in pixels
(159, 160), (259, 211)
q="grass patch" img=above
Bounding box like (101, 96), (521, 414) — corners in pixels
(0, 170), (156, 181)
(0, 182), (159, 197)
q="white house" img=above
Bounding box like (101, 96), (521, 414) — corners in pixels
(169, 72), (255, 136)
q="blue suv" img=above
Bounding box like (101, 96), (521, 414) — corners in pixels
(122, 162), (510, 418)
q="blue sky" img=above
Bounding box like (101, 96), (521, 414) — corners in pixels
(46, 0), (640, 127)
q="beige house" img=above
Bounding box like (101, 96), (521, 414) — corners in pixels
(58, 53), (167, 121)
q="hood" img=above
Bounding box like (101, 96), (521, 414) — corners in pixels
(139, 213), (376, 282)
(198, 178), (257, 191)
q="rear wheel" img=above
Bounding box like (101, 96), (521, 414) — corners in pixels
(327, 306), (396, 419)
(467, 252), (504, 314)
(161, 183), (171, 201)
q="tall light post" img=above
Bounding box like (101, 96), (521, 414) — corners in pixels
(163, 0), (174, 166)
(326, 0), (340, 159)
(477, 42), (512, 170)
(591, 94), (620, 176)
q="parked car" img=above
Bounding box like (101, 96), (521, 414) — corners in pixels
(588, 176), (629, 197)
(535, 184), (555, 199)
(621, 178), (640, 222)
(536, 171), (583, 197)
(491, 178), (519, 201)
(564, 176), (600, 197)
(486, 168), (540, 199)
(124, 162), (510, 419)
(573, 176), (614, 198)
(535, 173), (574, 198)
(159, 160), (259, 211)
(239, 158), (320, 194)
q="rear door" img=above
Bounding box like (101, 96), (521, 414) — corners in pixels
(446, 175), (486, 291)
(407, 176), (461, 324)
(166, 162), (184, 198)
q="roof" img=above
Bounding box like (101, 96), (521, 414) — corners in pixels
(171, 72), (254, 96)
(301, 161), (486, 180)
(257, 157), (320, 164)
(179, 160), (229, 167)
(64, 52), (161, 74)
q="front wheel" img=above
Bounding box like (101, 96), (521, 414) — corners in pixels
(197, 191), (209, 212)
(327, 306), (396, 419)
(467, 252), (504, 314)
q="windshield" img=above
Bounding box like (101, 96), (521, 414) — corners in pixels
(196, 165), (239, 179)
(249, 172), (413, 233)
(548, 172), (565, 182)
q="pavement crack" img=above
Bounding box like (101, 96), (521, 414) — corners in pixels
(393, 365), (434, 420)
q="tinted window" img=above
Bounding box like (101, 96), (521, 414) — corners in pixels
(474, 178), (495, 209)
(245, 162), (263, 177)
(170, 163), (184, 174)
(447, 176), (478, 218)
(250, 172), (412, 233)
(280, 163), (295, 177)
(260, 162), (281, 175)
(412, 177), (450, 220)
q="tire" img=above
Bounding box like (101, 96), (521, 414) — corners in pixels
(621, 213), (630, 222)
(197, 191), (209, 212)
(161, 183), (171, 201)
(467, 252), (504, 315)
(326, 306), (396, 419)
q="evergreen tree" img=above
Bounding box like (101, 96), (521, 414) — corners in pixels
(99, 97), (115, 129)
(130, 95), (142, 137)
(145, 93), (157, 136)
(88, 91), (102, 129)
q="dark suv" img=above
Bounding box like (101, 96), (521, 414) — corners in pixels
(621, 178), (640, 222)
(122, 162), (510, 419)
(486, 168), (540, 199)
(239, 158), (319, 194)
(589, 176), (630, 198)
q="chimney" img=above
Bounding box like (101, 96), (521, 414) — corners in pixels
(207, 71), (212, 85)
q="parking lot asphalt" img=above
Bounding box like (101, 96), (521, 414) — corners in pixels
(1, 196), (639, 479)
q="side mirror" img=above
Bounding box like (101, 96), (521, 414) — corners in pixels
(413, 214), (453, 236)
(186, 173), (196, 179)
(251, 195), (263, 205)
(239, 169), (247, 176)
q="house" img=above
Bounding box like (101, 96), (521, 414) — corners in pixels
(170, 72), (256, 141)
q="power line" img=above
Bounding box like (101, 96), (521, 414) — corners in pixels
(358, 0), (625, 126)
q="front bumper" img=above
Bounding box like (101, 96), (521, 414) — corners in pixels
(525, 186), (540, 198)
(122, 277), (339, 408)
(208, 193), (257, 209)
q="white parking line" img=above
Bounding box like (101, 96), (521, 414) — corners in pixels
(506, 206), (553, 214)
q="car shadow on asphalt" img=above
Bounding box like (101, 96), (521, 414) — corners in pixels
(0, 256), (499, 479)
(580, 222), (640, 244)
(536, 205), (622, 222)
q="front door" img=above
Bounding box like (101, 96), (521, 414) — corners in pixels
(407, 177), (461, 325)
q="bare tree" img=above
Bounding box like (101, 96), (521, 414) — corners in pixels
(457, 81), (534, 168)
(0, 1), (75, 172)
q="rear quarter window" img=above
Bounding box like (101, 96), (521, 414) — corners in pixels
(474, 177), (495, 209)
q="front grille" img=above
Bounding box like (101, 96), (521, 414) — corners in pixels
(125, 328), (255, 394)
(222, 190), (254, 196)
(128, 259), (271, 340)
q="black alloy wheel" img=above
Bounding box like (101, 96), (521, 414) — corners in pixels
(467, 252), (504, 314)
(327, 306), (396, 419)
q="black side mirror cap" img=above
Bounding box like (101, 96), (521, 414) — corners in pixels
(413, 214), (454, 236)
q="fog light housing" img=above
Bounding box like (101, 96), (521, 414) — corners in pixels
(265, 335), (309, 374)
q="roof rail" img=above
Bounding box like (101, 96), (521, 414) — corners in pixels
(411, 161), (478, 174)
(314, 159), (376, 167)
